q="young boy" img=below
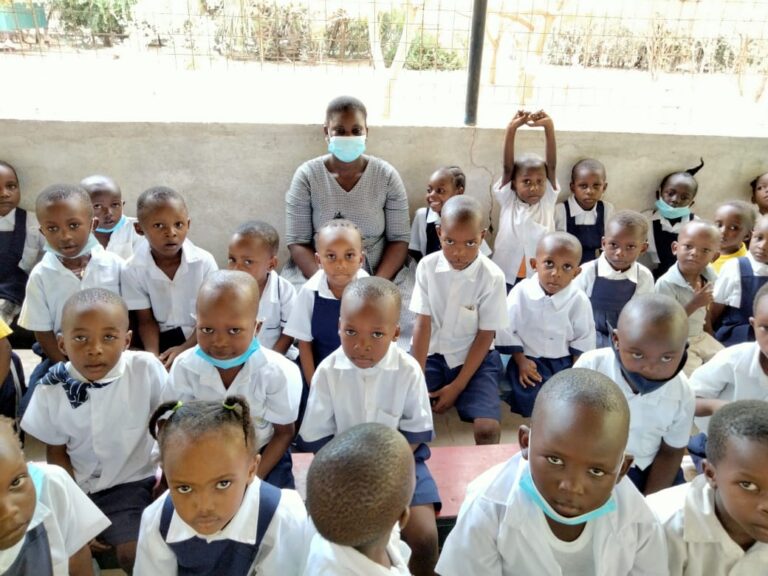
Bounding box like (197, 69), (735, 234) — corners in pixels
(20, 288), (167, 573)
(436, 368), (666, 576)
(81, 174), (143, 261)
(492, 109), (558, 290)
(554, 158), (614, 263)
(227, 220), (297, 355)
(655, 220), (722, 375)
(299, 277), (439, 576)
(18, 184), (123, 392)
(121, 186), (218, 368)
(305, 423), (415, 576)
(575, 294), (695, 495)
(712, 200), (754, 274)
(572, 210), (654, 348)
(167, 270), (302, 489)
(411, 196), (508, 445)
(647, 400), (768, 574)
(496, 232), (596, 417)
(712, 213), (768, 346)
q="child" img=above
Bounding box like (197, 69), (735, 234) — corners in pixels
(496, 232), (596, 417)
(572, 210), (654, 348)
(751, 171), (768, 215)
(81, 174), (143, 261)
(18, 184), (123, 393)
(299, 277), (439, 576)
(554, 158), (614, 263)
(167, 270), (302, 489)
(491, 109), (558, 291)
(575, 294), (695, 495)
(654, 220), (722, 375)
(21, 288), (167, 573)
(647, 400), (768, 574)
(304, 423), (414, 576)
(0, 417), (110, 575)
(712, 200), (754, 274)
(712, 213), (768, 346)
(121, 186), (218, 369)
(409, 166), (491, 261)
(0, 319), (24, 424)
(284, 219), (367, 386)
(411, 196), (508, 445)
(644, 158), (705, 279)
(436, 368), (666, 575)
(136, 397), (309, 576)
(0, 160), (43, 325)
(227, 220), (297, 355)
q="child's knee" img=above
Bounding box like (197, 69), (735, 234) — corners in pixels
(401, 506), (438, 556)
(115, 541), (137, 571)
(473, 418), (500, 444)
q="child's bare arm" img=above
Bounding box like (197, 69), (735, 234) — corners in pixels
(512, 352), (542, 388)
(34, 331), (66, 363)
(135, 309), (160, 355)
(160, 331), (197, 370)
(501, 111), (530, 187)
(708, 302), (725, 327)
(0, 338), (10, 385)
(68, 545), (95, 576)
(685, 282), (713, 316)
(643, 441), (685, 495)
(431, 330), (495, 414)
(272, 332), (294, 355)
(411, 314), (432, 371)
(288, 245), (320, 280)
(46, 444), (74, 478)
(529, 110), (557, 186)
(695, 397), (729, 417)
(257, 423), (294, 479)
(297, 340), (315, 384)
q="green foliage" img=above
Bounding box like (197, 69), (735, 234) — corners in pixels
(323, 8), (369, 60)
(405, 33), (464, 71)
(53, 0), (135, 44)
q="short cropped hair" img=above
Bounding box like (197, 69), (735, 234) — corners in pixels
(538, 231), (582, 261)
(342, 277), (402, 315)
(80, 174), (121, 197)
(570, 158), (606, 182)
(198, 269), (260, 311)
(0, 160), (18, 181)
(440, 195), (484, 228)
(234, 220), (280, 254)
(753, 283), (768, 315)
(606, 209), (649, 239)
(136, 186), (187, 220)
(658, 158), (705, 195)
(314, 218), (362, 244)
(512, 153), (547, 182)
(61, 288), (128, 333)
(677, 220), (719, 244)
(326, 96), (367, 124)
(717, 200), (756, 232)
(707, 400), (768, 465)
(619, 293), (688, 334)
(35, 184), (93, 219)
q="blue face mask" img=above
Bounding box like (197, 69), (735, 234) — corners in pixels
(655, 198), (691, 220)
(612, 339), (688, 395)
(195, 338), (261, 370)
(95, 214), (126, 234)
(44, 233), (100, 259)
(328, 136), (366, 163)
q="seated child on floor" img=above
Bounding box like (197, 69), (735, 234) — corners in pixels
(121, 186), (218, 368)
(299, 277), (439, 576)
(496, 231), (596, 417)
(751, 171), (768, 216)
(136, 397), (309, 576)
(20, 288), (166, 573)
(647, 400), (768, 575)
(554, 158), (614, 263)
(436, 368), (666, 576)
(572, 210), (654, 348)
(712, 200), (754, 274)
(167, 270), (301, 489)
(575, 294), (694, 495)
(82, 174), (143, 260)
(304, 423), (415, 576)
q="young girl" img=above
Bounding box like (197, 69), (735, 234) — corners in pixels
(135, 397), (309, 576)
(644, 158), (704, 279)
(81, 174), (143, 261)
(712, 200), (754, 274)
(751, 171), (768, 215)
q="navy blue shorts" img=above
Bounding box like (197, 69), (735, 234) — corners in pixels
(425, 351), (502, 422)
(412, 443), (441, 511)
(505, 355), (573, 417)
(89, 476), (155, 545)
(263, 447), (295, 489)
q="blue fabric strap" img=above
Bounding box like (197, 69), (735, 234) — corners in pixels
(38, 362), (111, 409)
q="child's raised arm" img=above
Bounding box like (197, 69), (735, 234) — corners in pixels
(528, 110), (557, 187)
(501, 110), (530, 187)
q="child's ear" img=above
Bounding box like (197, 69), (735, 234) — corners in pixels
(639, 241), (649, 255)
(56, 333), (67, 358)
(90, 217), (98, 232)
(457, 187), (465, 196)
(133, 221), (145, 236)
(569, 181), (576, 194)
(616, 454), (634, 483)
(671, 241), (679, 255)
(314, 252), (321, 267)
(572, 265), (582, 278)
(749, 316), (756, 331)
(186, 218), (191, 231)
(268, 255), (278, 272)
(611, 329), (620, 349)
(398, 506), (411, 531)
(518, 425), (531, 460)
(710, 250), (720, 263)
(393, 323), (401, 342)
(702, 459), (717, 489)
(529, 258), (537, 271)
(600, 236), (607, 250)
(246, 454), (260, 483)
(124, 330), (133, 350)
(480, 229), (487, 241)
(323, 124), (330, 141)
(602, 182), (608, 192)
(254, 320), (263, 337)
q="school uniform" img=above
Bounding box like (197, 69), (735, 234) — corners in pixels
(0, 207), (43, 323)
(121, 239), (218, 351)
(167, 344), (302, 488)
(491, 179), (559, 288)
(101, 215), (144, 260)
(572, 254), (654, 348)
(575, 348), (695, 491)
(21, 351), (166, 546)
(303, 527), (411, 576)
(409, 206), (492, 259)
(298, 343), (440, 508)
(644, 210), (698, 278)
(713, 253), (768, 346)
(0, 320), (25, 424)
(647, 474), (768, 575)
(554, 197), (615, 263)
(436, 452), (668, 576)
(0, 462), (110, 576)
(135, 480), (309, 576)
(258, 270), (297, 352)
(712, 242), (747, 274)
(410, 252), (508, 422)
(496, 276), (596, 417)
(655, 263), (722, 375)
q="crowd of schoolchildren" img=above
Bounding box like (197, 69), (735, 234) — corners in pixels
(0, 95), (766, 575)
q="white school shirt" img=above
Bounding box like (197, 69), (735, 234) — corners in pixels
(299, 343), (433, 444)
(303, 528), (411, 576)
(574, 348), (695, 470)
(283, 268), (368, 342)
(167, 345), (302, 451)
(571, 253), (655, 298)
(496, 275), (596, 358)
(409, 252), (508, 369)
(554, 197), (615, 231)
(104, 215), (144, 260)
(647, 474), (768, 576)
(688, 342), (768, 434)
(435, 453), (668, 576)
(655, 263), (718, 338)
(0, 463), (110, 576)
(21, 351), (167, 494)
(18, 245), (122, 333)
(713, 251), (768, 307)
(121, 239), (218, 336)
(643, 210), (698, 267)
(135, 481), (310, 576)
(0, 208), (44, 273)
(258, 270), (297, 350)
(409, 206), (492, 258)
(491, 178), (558, 284)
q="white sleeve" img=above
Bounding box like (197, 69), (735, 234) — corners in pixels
(654, 277), (677, 299)
(494, 287), (523, 349)
(144, 353), (169, 408)
(570, 263), (593, 297)
(120, 262), (152, 310)
(477, 270), (510, 331)
(573, 350), (599, 370)
(17, 268), (54, 331)
(663, 383), (696, 449)
(20, 388), (68, 446)
(635, 264), (656, 296)
(283, 286), (315, 341)
(688, 350), (733, 399)
(435, 497), (503, 576)
(201, 251), (219, 279)
(554, 203), (566, 232)
(258, 489), (310, 576)
(408, 260), (432, 316)
(134, 497), (179, 576)
(630, 515), (671, 576)
(164, 353), (199, 404)
(492, 179), (514, 205)
(603, 201), (615, 225)
(398, 367), (434, 439)
(569, 295), (596, 354)
(712, 259), (741, 306)
(263, 358), (302, 425)
(297, 365), (337, 443)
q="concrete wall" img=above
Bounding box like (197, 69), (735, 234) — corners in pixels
(3, 120), (765, 266)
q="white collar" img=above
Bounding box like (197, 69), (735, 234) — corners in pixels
(747, 343), (768, 381)
(434, 252), (482, 280)
(567, 196), (595, 216)
(262, 270), (280, 304)
(331, 342), (400, 372)
(426, 208), (440, 224)
(304, 269), (368, 300)
(134, 238), (202, 271)
(665, 263), (717, 289)
(0, 208), (17, 224)
(596, 253), (639, 283)
(523, 275), (578, 310)
(66, 354), (127, 384)
(746, 252), (768, 275)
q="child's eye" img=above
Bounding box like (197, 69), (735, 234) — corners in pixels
(626, 244), (636, 250)
(104, 335), (117, 342)
(227, 257), (236, 264)
(660, 355), (674, 363)
(216, 480), (232, 490)
(74, 335), (87, 343)
(344, 329), (357, 337)
(154, 223), (164, 229)
(738, 481), (759, 492)
(326, 254), (336, 261)
(176, 485), (192, 494)
(563, 264), (573, 271)
(244, 259), (253, 266)
(465, 241), (477, 247)
(68, 223), (80, 230)
(227, 328), (242, 335)
(174, 222), (185, 229)
(631, 352), (644, 360)
(372, 331), (384, 339)
(93, 204), (103, 210)
(9, 474), (27, 489)
(345, 253), (357, 260)
(444, 239), (455, 245)
(543, 260), (554, 268)
(200, 327), (214, 335)
(546, 456), (564, 466)
(588, 468), (606, 478)
(111, 203), (122, 209)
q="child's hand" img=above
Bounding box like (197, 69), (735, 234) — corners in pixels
(89, 538), (111, 554)
(429, 382), (462, 414)
(508, 109), (530, 131)
(516, 357), (543, 388)
(690, 281), (714, 310)
(159, 345), (184, 370)
(527, 109), (553, 130)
